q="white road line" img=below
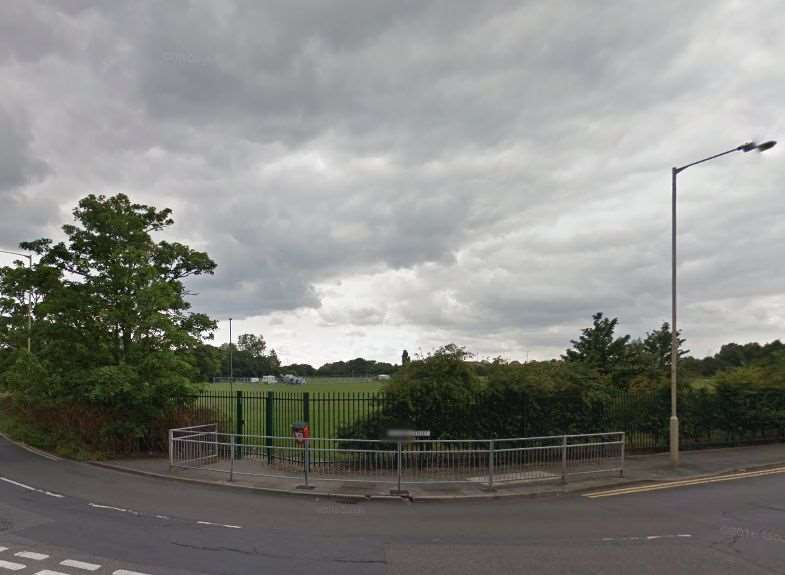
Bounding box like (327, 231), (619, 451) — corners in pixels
(0, 477), (64, 498)
(0, 560), (26, 571)
(154, 514), (170, 520)
(0, 548), (6, 553)
(33, 571), (71, 575)
(88, 503), (128, 512)
(88, 503), (138, 515)
(113, 570), (152, 575)
(602, 534), (693, 542)
(197, 520), (242, 529)
(60, 560), (101, 571)
(14, 552), (48, 560)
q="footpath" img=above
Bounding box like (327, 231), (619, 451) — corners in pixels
(93, 442), (785, 501)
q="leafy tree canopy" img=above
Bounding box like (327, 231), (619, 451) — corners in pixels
(1, 194), (216, 410)
(562, 312), (631, 377)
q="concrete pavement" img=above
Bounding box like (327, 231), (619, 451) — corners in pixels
(93, 442), (785, 500)
(2, 436), (785, 574)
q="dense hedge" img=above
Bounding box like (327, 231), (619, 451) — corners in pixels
(341, 354), (785, 450)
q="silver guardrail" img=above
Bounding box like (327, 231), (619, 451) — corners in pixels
(169, 426), (624, 492)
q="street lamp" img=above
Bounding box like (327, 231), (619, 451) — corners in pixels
(670, 140), (777, 466)
(0, 249), (33, 353)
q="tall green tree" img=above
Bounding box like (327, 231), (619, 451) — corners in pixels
(642, 322), (687, 370)
(237, 333), (267, 357)
(563, 312), (631, 378)
(3, 194), (217, 407)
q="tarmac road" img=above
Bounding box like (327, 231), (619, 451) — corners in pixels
(1, 436), (784, 574)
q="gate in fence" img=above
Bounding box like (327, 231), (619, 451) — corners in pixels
(169, 425), (624, 492)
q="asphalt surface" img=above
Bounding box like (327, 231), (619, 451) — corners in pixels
(1, 437), (784, 574)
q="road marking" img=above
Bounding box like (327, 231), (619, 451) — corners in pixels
(0, 560), (26, 571)
(60, 560), (102, 571)
(0, 548), (6, 553)
(33, 571), (71, 575)
(88, 503), (139, 515)
(602, 534), (692, 542)
(0, 477), (64, 498)
(585, 466), (785, 498)
(197, 520), (242, 529)
(14, 552), (48, 560)
(113, 570), (152, 575)
(89, 503), (127, 512)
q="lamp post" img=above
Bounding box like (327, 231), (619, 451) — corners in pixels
(670, 140), (776, 466)
(0, 249), (33, 353)
(229, 317), (233, 384)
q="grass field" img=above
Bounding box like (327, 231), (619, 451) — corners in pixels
(202, 377), (386, 395)
(195, 377), (387, 437)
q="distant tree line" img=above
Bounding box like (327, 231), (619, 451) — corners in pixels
(192, 343), (400, 380)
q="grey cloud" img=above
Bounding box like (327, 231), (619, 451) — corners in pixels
(0, 105), (49, 192)
(1, 0), (783, 361)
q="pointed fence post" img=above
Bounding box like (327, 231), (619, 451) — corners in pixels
(265, 391), (274, 463)
(235, 391), (244, 459)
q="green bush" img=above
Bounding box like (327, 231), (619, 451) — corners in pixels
(342, 356), (785, 448)
(341, 345), (482, 439)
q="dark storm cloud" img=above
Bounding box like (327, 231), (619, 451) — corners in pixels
(1, 0), (783, 361)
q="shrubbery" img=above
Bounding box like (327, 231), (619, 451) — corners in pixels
(342, 350), (785, 448)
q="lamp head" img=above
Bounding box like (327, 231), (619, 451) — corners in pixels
(740, 140), (777, 152)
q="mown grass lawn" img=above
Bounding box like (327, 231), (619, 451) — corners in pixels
(202, 376), (386, 394)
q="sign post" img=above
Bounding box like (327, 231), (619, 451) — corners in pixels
(386, 430), (430, 496)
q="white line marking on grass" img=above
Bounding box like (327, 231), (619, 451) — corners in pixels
(60, 560), (101, 571)
(0, 477), (64, 498)
(0, 560), (26, 571)
(14, 552), (48, 560)
(197, 520), (242, 529)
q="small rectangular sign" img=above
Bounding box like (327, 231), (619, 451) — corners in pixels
(387, 429), (431, 439)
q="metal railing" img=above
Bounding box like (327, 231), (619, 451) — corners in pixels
(169, 426), (624, 492)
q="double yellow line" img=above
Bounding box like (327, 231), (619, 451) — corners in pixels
(585, 465), (785, 498)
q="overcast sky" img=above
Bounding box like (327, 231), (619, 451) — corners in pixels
(1, 1), (783, 366)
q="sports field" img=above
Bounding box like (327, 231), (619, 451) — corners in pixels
(203, 376), (385, 394)
(192, 377), (387, 438)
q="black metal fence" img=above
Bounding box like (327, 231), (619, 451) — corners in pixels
(188, 391), (389, 440)
(185, 387), (785, 453)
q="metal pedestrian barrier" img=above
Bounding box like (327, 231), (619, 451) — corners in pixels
(169, 426), (624, 491)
